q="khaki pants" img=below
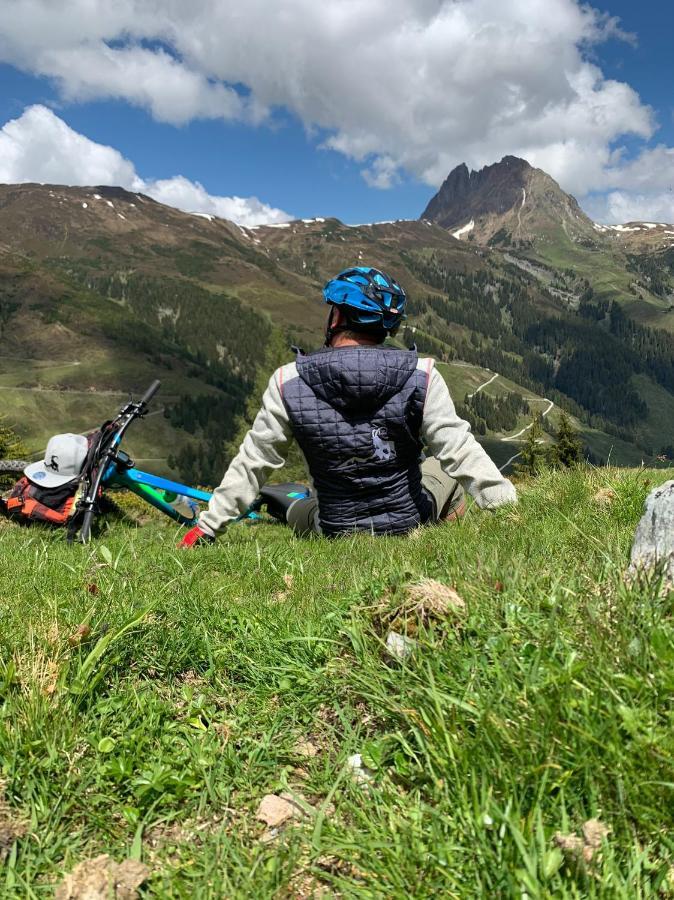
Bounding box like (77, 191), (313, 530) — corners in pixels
(286, 457), (465, 535)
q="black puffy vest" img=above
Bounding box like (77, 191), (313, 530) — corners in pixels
(282, 346), (433, 536)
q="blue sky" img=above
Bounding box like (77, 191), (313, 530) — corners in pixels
(1, 0), (673, 224)
(0, 62), (431, 223)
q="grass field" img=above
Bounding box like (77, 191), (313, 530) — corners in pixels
(1, 467), (673, 897)
(0, 351), (230, 474)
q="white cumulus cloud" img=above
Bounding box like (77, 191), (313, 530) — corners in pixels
(146, 175), (290, 226)
(585, 190), (674, 225)
(0, 104), (142, 188)
(0, 0), (672, 220)
(0, 105), (292, 225)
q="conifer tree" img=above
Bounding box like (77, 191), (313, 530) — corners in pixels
(516, 413), (547, 476)
(552, 411), (583, 468)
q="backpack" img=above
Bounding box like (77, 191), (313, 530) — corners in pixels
(3, 476), (82, 525)
(1, 429), (104, 527)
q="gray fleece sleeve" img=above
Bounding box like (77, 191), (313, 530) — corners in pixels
(198, 368), (293, 536)
(421, 364), (517, 508)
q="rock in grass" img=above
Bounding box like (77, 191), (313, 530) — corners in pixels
(553, 819), (610, 868)
(346, 753), (374, 786)
(0, 787), (27, 863)
(256, 793), (303, 828)
(293, 738), (318, 758)
(256, 792), (309, 843)
(55, 855), (150, 900)
(627, 480), (674, 592)
(385, 630), (416, 661)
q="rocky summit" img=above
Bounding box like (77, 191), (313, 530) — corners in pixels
(420, 155), (598, 249)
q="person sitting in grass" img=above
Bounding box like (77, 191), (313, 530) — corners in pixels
(180, 266), (515, 546)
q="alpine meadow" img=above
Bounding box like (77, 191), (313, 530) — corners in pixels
(2, 467), (674, 897)
(1, 0), (674, 896)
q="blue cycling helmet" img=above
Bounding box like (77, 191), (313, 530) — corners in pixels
(323, 267), (407, 338)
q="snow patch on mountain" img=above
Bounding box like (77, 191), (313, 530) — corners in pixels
(452, 219), (475, 239)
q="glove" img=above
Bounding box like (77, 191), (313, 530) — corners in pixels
(179, 525), (215, 548)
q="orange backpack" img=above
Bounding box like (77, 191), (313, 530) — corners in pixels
(3, 476), (82, 526)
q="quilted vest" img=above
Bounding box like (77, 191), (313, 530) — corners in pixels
(282, 346), (433, 536)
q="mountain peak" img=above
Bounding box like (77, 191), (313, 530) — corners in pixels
(420, 156), (594, 248)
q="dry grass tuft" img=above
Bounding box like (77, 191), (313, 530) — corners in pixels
(368, 578), (467, 637)
(55, 854), (150, 899)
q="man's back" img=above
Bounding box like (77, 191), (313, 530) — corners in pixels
(281, 346), (433, 535)
(182, 265), (516, 548)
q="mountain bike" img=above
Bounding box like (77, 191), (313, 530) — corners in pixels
(65, 380), (214, 542)
(2, 380), (312, 542)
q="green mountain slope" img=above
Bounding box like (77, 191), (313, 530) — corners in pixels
(0, 180), (672, 481)
(422, 157), (674, 332)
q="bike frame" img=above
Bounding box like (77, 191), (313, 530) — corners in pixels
(6, 378), (279, 541)
(104, 465), (212, 526)
(71, 379), (220, 542)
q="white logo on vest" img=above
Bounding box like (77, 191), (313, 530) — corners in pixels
(372, 427), (396, 462)
(333, 427), (397, 471)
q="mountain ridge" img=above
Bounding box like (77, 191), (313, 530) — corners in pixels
(421, 156), (674, 252)
(0, 177), (672, 482)
(421, 156), (599, 248)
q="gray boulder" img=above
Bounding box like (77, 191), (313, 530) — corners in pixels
(628, 480), (674, 591)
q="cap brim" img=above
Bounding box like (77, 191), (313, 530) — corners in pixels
(24, 461), (79, 488)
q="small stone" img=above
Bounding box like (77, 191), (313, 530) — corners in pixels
(346, 753), (374, 786)
(256, 793), (303, 828)
(385, 630), (416, 661)
(55, 855), (150, 900)
(259, 827), (280, 844)
(293, 739), (318, 758)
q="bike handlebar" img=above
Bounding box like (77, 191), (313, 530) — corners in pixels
(139, 379), (161, 406)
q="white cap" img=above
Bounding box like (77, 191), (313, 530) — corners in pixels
(24, 433), (88, 488)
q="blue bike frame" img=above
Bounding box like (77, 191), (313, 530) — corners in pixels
(71, 378), (258, 542)
(104, 464), (212, 526)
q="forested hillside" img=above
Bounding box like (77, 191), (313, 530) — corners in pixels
(0, 175), (672, 484)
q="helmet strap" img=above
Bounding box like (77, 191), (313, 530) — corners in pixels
(324, 305), (347, 347)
